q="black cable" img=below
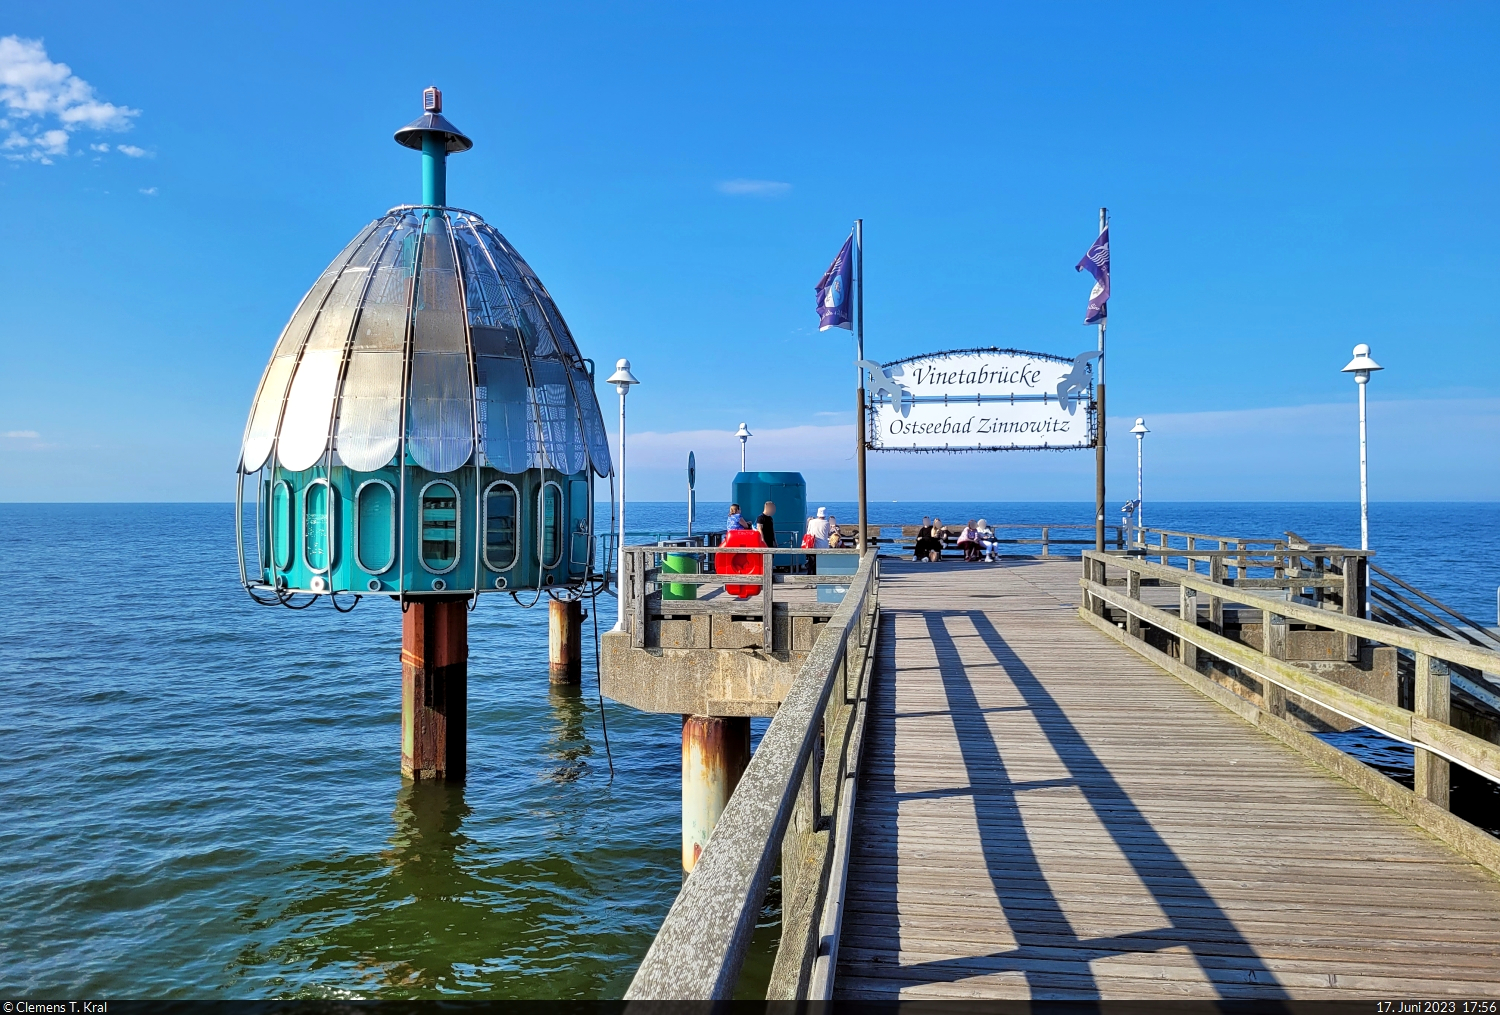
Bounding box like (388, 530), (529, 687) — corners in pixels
(590, 580), (614, 782)
(330, 591), (361, 613)
(245, 584), (282, 607)
(278, 591), (321, 610)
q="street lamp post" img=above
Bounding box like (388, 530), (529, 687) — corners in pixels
(1130, 417), (1149, 538)
(1341, 344), (1382, 553)
(736, 422), (752, 473)
(607, 358), (639, 631)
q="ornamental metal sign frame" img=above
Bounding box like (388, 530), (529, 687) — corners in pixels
(862, 346), (1098, 453)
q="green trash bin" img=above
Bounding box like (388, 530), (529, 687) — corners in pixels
(662, 552), (699, 600)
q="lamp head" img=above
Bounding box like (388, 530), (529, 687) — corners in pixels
(1130, 417), (1149, 437)
(735, 422), (752, 440)
(607, 358), (639, 394)
(1342, 343), (1382, 381)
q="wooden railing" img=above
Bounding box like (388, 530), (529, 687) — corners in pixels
(618, 545), (862, 650)
(625, 550), (881, 1000)
(1079, 548), (1500, 871)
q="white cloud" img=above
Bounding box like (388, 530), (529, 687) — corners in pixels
(89, 142), (109, 152)
(117, 143), (147, 157)
(4, 430), (40, 438)
(139, 186), (157, 195)
(2, 126), (68, 162)
(0, 36), (140, 165)
(715, 178), (792, 197)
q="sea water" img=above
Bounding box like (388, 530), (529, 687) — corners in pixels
(0, 501), (1494, 997)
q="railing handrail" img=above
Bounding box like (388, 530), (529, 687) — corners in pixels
(1135, 525), (1287, 546)
(1086, 551), (1500, 674)
(624, 550), (880, 1000)
(1081, 552), (1500, 790)
(623, 545), (861, 555)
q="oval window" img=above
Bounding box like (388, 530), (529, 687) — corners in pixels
(303, 480), (335, 573)
(420, 481), (460, 573)
(356, 480), (396, 573)
(569, 478), (591, 568)
(484, 482), (518, 571)
(540, 482), (563, 569)
(271, 480), (293, 571)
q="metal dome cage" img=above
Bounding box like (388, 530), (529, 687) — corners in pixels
(236, 102), (612, 605)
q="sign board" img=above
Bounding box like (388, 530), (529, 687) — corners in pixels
(863, 348), (1097, 452)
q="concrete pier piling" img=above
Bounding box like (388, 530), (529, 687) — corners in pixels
(401, 596), (469, 782)
(549, 598), (582, 684)
(681, 714), (751, 874)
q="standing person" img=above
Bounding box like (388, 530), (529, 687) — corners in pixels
(805, 506), (831, 575)
(756, 501), (777, 550)
(913, 517), (933, 561)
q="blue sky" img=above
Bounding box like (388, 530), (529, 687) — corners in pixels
(0, 2), (1495, 503)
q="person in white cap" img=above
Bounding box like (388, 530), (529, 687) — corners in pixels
(805, 506), (832, 574)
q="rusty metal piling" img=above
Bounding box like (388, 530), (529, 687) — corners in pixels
(681, 715), (751, 874)
(549, 598), (582, 683)
(401, 596), (469, 782)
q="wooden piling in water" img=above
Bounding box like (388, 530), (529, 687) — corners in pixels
(549, 598), (581, 683)
(401, 596), (468, 782)
(681, 714), (750, 874)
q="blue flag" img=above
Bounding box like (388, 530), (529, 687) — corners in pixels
(1075, 226), (1109, 324)
(815, 235), (854, 331)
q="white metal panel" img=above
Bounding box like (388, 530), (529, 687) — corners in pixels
(277, 224), (393, 471)
(336, 213), (419, 472)
(240, 224), (374, 472)
(406, 216), (474, 473)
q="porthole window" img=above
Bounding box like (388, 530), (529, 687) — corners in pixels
(569, 478), (591, 567)
(420, 480), (460, 573)
(271, 480), (293, 571)
(302, 479), (336, 573)
(483, 481), (518, 571)
(355, 480), (396, 574)
(540, 481), (564, 569)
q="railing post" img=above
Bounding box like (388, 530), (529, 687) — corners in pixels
(1263, 608), (1288, 718)
(1341, 553), (1363, 661)
(1209, 555), (1225, 634)
(1414, 651), (1451, 810)
(1126, 566), (1141, 638)
(1178, 582), (1198, 671)
(634, 549), (649, 649)
(1040, 526), (1049, 558)
(1158, 530), (1168, 565)
(1185, 535), (1197, 576)
(761, 548), (774, 650)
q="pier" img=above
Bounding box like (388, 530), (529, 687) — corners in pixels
(612, 527), (1500, 1001)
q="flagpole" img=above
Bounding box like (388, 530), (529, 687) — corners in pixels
(1094, 207), (1108, 553)
(855, 219), (868, 554)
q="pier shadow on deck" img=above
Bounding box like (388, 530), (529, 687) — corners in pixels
(835, 560), (1500, 1000)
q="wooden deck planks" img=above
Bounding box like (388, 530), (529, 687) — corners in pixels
(834, 558), (1500, 1000)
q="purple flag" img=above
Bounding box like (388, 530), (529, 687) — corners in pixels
(1075, 226), (1109, 324)
(815, 235), (854, 331)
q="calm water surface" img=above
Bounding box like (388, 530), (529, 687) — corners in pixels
(1, 501), (1494, 997)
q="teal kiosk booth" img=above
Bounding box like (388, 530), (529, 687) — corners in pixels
(731, 471), (807, 567)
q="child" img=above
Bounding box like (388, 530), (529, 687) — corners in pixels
(726, 503), (745, 532)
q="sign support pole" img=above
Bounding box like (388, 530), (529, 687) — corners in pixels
(1094, 207), (1108, 553)
(855, 218), (868, 554)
